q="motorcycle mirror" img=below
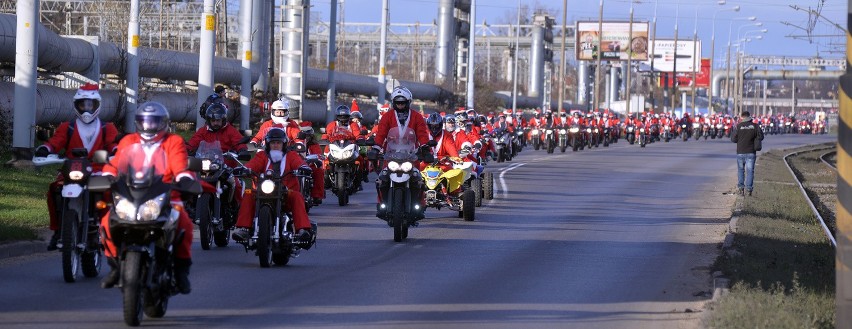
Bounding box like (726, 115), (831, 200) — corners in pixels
(246, 143), (258, 152)
(187, 157), (203, 172)
(320, 128), (327, 134)
(238, 150), (253, 161)
(426, 140), (438, 147)
(318, 139), (330, 146)
(297, 131), (307, 140)
(92, 150), (109, 164)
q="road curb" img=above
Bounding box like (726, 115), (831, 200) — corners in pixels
(712, 195), (742, 302)
(0, 229), (51, 261)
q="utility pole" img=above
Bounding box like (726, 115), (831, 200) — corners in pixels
(593, 0), (603, 111)
(377, 0), (389, 108)
(557, 0), (567, 112)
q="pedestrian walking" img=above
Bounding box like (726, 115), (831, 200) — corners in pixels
(731, 111), (764, 196)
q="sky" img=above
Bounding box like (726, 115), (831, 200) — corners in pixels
(305, 0), (847, 68)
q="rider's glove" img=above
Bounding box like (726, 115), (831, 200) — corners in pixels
(34, 145), (50, 157)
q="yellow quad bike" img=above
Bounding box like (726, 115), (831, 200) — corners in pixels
(421, 157), (475, 221)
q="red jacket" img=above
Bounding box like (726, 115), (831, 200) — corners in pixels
(244, 150), (305, 192)
(42, 119), (119, 159)
(325, 121), (364, 141)
(104, 133), (193, 184)
(187, 123), (247, 153)
(373, 111), (430, 150)
(252, 120), (301, 145)
(451, 130), (472, 151)
(431, 131), (459, 158)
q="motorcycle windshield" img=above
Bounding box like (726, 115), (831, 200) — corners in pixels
(115, 144), (167, 189)
(329, 127), (355, 142)
(196, 140), (223, 161)
(385, 127), (417, 162)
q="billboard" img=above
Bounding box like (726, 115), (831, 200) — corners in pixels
(645, 39), (701, 73)
(658, 58), (711, 88)
(576, 21), (650, 61)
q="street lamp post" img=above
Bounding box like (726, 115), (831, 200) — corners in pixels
(725, 17), (758, 113)
(710, 2), (740, 114)
(593, 0), (603, 112)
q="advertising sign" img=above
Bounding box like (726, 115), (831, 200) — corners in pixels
(576, 21), (650, 61)
(645, 39), (701, 73)
(658, 58), (711, 88)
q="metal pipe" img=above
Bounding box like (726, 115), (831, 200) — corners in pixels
(577, 61), (588, 105)
(252, 0), (269, 91)
(196, 0), (216, 129)
(126, 0), (140, 131)
(327, 0), (338, 123)
(12, 0), (38, 155)
(240, 0), (253, 131)
(282, 0), (305, 108)
(435, 0), (455, 84)
(528, 23), (544, 98)
(558, 0), (567, 112)
(378, 0), (388, 106)
(511, 0), (520, 116)
(466, 0), (476, 110)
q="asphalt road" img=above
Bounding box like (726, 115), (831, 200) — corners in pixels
(0, 133), (835, 329)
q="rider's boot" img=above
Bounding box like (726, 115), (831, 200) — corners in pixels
(101, 257), (120, 289)
(174, 258), (192, 294)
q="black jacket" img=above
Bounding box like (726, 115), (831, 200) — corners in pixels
(731, 118), (764, 154)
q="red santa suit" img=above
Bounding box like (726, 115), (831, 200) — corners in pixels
(42, 119), (119, 231)
(101, 133), (194, 260)
(236, 150), (311, 232)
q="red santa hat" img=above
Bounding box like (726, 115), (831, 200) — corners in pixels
(299, 121), (313, 127)
(350, 99), (360, 113)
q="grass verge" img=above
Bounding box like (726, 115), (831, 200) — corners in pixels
(0, 163), (60, 243)
(704, 145), (835, 329)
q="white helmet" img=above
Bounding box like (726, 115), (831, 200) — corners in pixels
(73, 83), (102, 124)
(270, 99), (290, 124)
(390, 86), (412, 113)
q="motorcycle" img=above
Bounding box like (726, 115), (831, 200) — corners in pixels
(232, 154), (317, 267)
(321, 128), (363, 206)
(371, 128), (437, 242)
(715, 123), (724, 139)
(33, 149), (104, 283)
(663, 125), (672, 142)
(530, 128), (541, 151)
(625, 124), (636, 145)
(88, 146), (201, 326)
(681, 123), (690, 141)
(421, 157), (475, 221)
(638, 126), (648, 148)
(513, 129), (525, 156)
(188, 141), (240, 250)
(558, 127), (569, 152)
(569, 124), (582, 151)
(493, 129), (512, 163)
(544, 127), (556, 154)
(291, 141), (321, 212)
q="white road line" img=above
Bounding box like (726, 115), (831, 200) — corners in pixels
(498, 163), (525, 199)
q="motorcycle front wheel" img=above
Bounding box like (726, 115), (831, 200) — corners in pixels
(257, 206), (273, 268)
(122, 251), (144, 326)
(197, 194), (213, 250)
(61, 209), (80, 283)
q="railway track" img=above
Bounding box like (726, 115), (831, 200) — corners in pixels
(783, 144), (838, 247)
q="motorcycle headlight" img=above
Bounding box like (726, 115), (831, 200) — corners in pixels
(586, 128), (591, 133)
(569, 127), (579, 133)
(640, 128), (645, 133)
(137, 194), (166, 221)
(400, 162), (413, 172)
(426, 178), (438, 186)
(261, 179), (276, 194)
(627, 127), (634, 132)
(594, 128), (599, 133)
(68, 170), (84, 181)
(202, 159), (211, 171)
(682, 124), (687, 128)
(115, 198), (137, 221)
(387, 161), (401, 172)
(531, 130), (539, 135)
(560, 129), (567, 134)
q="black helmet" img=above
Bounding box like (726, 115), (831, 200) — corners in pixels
(204, 103), (228, 131)
(335, 105), (351, 125)
(135, 102), (170, 143)
(264, 127), (289, 154)
(426, 112), (443, 137)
